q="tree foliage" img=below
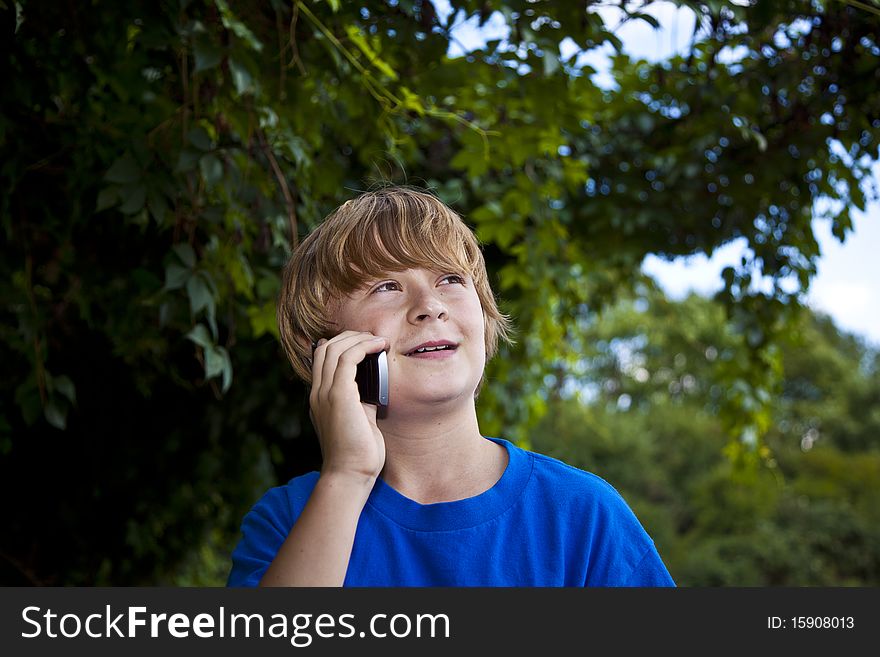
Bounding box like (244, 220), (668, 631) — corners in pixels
(532, 284), (880, 585)
(1, 0), (878, 583)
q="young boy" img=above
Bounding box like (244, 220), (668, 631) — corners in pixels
(227, 185), (675, 587)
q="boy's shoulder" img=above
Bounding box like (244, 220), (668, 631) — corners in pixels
(507, 440), (633, 511)
(507, 439), (619, 489)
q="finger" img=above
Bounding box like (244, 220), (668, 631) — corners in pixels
(321, 333), (388, 396)
(324, 333), (388, 390)
(309, 337), (329, 402)
(311, 330), (362, 397)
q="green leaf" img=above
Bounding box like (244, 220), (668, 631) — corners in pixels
(450, 146), (489, 178)
(204, 344), (233, 393)
(173, 243), (196, 268)
(229, 58), (254, 95)
(345, 25), (399, 81)
(752, 129), (768, 152)
(721, 267), (736, 287)
(147, 190), (169, 224)
(283, 136), (310, 168)
(215, 0), (263, 51)
(204, 345), (223, 378)
(229, 249), (255, 297)
(193, 39), (222, 73)
(175, 149), (201, 173)
(199, 154), (224, 189)
(104, 153), (140, 184)
(633, 12), (660, 29)
(95, 186), (120, 212)
(186, 324), (213, 350)
(188, 126), (213, 152)
(52, 375), (77, 405)
(206, 311), (219, 342)
(186, 273), (214, 314)
(15, 381), (42, 427)
(399, 87), (425, 115)
(118, 183), (146, 214)
(164, 263), (190, 290)
(44, 401), (66, 430)
(247, 300), (279, 338)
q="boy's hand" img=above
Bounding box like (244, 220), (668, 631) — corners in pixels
(309, 331), (388, 482)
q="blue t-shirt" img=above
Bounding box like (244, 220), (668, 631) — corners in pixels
(227, 437), (675, 587)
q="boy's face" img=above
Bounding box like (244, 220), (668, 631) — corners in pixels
(331, 266), (486, 413)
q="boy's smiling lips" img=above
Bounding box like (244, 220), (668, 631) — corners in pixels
(403, 339), (459, 357)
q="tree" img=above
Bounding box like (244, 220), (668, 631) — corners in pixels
(532, 284), (880, 585)
(2, 0), (878, 583)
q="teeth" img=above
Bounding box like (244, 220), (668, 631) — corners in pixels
(413, 345), (452, 354)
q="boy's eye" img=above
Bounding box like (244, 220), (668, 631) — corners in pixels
(371, 275), (465, 294)
(373, 281), (400, 293)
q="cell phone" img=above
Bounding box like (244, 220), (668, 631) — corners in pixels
(355, 350), (389, 409)
(311, 340), (389, 409)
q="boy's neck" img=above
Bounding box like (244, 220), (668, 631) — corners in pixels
(377, 405), (508, 505)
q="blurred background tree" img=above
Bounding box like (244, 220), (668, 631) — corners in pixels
(1, 0), (878, 584)
(532, 281), (880, 584)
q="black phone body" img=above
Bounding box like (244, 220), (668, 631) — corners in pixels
(355, 350), (389, 408)
(311, 340), (389, 409)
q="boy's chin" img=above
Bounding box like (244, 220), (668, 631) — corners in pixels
(384, 385), (478, 411)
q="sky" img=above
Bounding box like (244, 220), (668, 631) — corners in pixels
(432, 0), (880, 349)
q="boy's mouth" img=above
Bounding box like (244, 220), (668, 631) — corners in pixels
(404, 340), (459, 356)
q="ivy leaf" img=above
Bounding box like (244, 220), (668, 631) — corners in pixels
(345, 25), (399, 81)
(721, 266), (736, 288)
(215, 0), (263, 52)
(185, 325), (233, 392)
(450, 146), (489, 178)
(199, 154), (224, 190)
(44, 401), (66, 430)
(204, 345), (233, 393)
(186, 273), (214, 314)
(632, 12), (660, 29)
(247, 300), (279, 338)
(193, 38), (222, 73)
(172, 243), (196, 269)
(229, 58), (255, 95)
(104, 153), (140, 184)
(118, 183), (146, 214)
(164, 264), (190, 290)
(52, 375), (77, 405)
(188, 126), (213, 152)
(175, 149), (201, 173)
(186, 324), (213, 350)
(147, 190), (169, 224)
(95, 186), (120, 212)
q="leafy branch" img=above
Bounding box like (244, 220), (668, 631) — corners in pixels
(292, 0), (498, 159)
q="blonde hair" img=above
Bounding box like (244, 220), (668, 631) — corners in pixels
(278, 185), (514, 384)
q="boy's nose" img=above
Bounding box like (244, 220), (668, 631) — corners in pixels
(408, 292), (448, 322)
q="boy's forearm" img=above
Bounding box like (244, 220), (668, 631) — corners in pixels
(258, 472), (375, 587)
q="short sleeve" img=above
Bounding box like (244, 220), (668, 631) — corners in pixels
(623, 545), (676, 587)
(227, 472), (320, 586)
